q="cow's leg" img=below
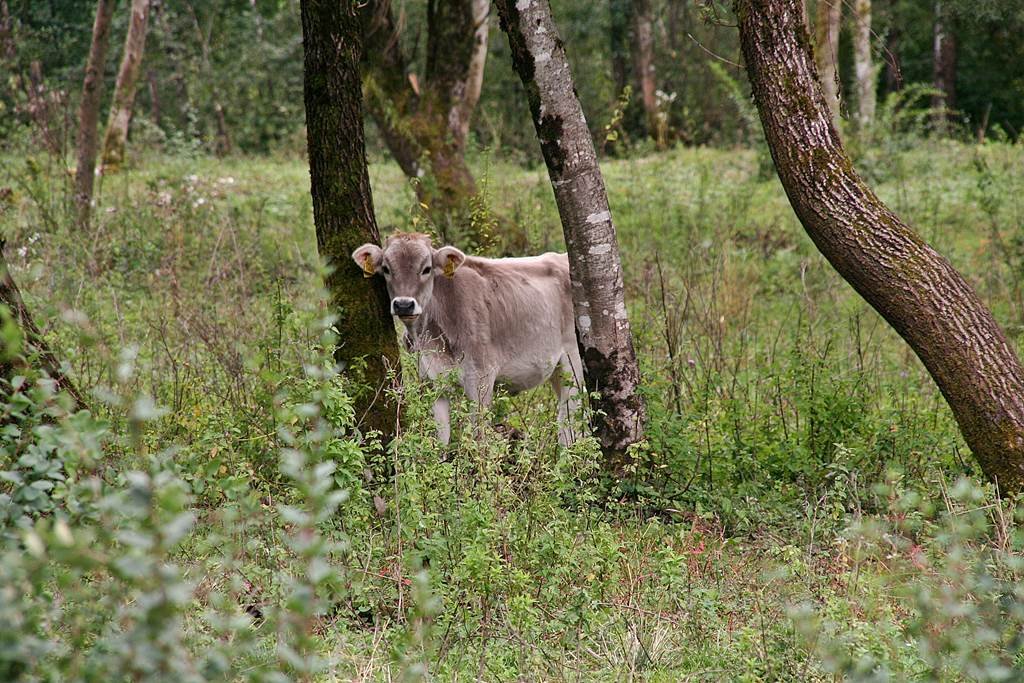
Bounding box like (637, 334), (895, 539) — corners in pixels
(432, 395), (451, 445)
(552, 348), (584, 446)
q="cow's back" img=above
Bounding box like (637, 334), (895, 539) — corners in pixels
(433, 252), (574, 390)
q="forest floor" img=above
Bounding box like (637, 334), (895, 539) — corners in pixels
(2, 138), (1024, 680)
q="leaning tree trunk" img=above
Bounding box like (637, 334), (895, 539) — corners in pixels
(631, 0), (659, 144)
(813, 0), (841, 128)
(0, 245), (82, 406)
(362, 0), (485, 231)
(496, 0), (646, 467)
(300, 0), (401, 441)
(852, 0), (877, 129)
(100, 0), (151, 170)
(931, 0), (956, 132)
(74, 0), (118, 231)
(736, 0), (1024, 494)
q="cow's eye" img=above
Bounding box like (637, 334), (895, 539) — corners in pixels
(422, 266), (432, 275)
(381, 265), (390, 275)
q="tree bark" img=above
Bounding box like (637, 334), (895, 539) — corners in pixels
(631, 0), (658, 142)
(300, 0), (401, 441)
(100, 0), (151, 170)
(0, 245), (82, 406)
(362, 0), (485, 229)
(736, 0), (1024, 494)
(609, 0), (630, 99)
(74, 0), (118, 231)
(496, 0), (646, 467)
(931, 0), (956, 131)
(813, 0), (841, 128)
(852, 0), (876, 129)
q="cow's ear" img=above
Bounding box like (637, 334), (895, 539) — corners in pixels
(352, 243), (383, 278)
(434, 246), (466, 278)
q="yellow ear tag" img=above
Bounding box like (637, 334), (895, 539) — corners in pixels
(443, 257), (457, 279)
(362, 255), (375, 278)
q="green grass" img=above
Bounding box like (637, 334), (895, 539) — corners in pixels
(2, 138), (1024, 680)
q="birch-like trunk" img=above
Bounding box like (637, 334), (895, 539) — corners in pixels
(74, 0), (118, 231)
(496, 0), (646, 466)
(813, 0), (841, 128)
(736, 0), (1024, 494)
(300, 0), (401, 441)
(931, 0), (957, 131)
(852, 0), (876, 128)
(100, 0), (151, 170)
(449, 0), (490, 152)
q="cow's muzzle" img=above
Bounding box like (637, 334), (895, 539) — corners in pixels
(391, 297), (420, 320)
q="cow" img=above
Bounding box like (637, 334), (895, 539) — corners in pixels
(352, 232), (584, 446)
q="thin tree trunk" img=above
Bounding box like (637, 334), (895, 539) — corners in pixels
(736, 0), (1024, 494)
(931, 0), (956, 131)
(852, 0), (876, 129)
(100, 0), (151, 170)
(632, 0), (658, 142)
(0, 245), (82, 406)
(496, 0), (646, 467)
(74, 0), (118, 231)
(300, 0), (401, 441)
(813, 0), (841, 128)
(449, 0), (489, 153)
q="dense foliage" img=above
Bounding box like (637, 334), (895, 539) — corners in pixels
(3, 0), (1023, 157)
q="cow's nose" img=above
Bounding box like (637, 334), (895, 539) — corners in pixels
(392, 297), (417, 316)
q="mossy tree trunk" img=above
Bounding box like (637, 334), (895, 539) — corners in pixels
(496, 0), (646, 469)
(74, 0), (117, 231)
(100, 0), (150, 171)
(0, 246), (82, 406)
(300, 0), (401, 441)
(736, 0), (1024, 494)
(361, 0), (487, 235)
(813, 0), (841, 128)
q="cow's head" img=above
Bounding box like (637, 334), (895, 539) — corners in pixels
(352, 233), (465, 324)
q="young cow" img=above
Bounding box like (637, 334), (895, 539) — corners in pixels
(352, 232), (583, 445)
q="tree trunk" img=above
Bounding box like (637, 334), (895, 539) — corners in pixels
(496, 0), (646, 467)
(852, 0), (876, 129)
(100, 0), (151, 171)
(74, 0), (118, 231)
(300, 0), (401, 441)
(931, 0), (956, 131)
(362, 0), (486, 234)
(631, 0), (658, 143)
(813, 0), (841, 128)
(736, 0), (1024, 494)
(0, 245), (82, 406)
(449, 0), (490, 153)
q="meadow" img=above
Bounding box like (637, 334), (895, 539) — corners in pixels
(2, 133), (1024, 680)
